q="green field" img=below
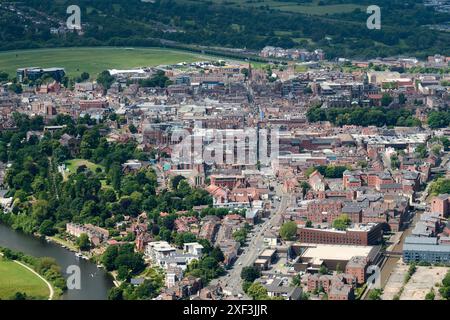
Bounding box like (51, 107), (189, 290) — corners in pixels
(64, 159), (113, 189)
(204, 0), (363, 15)
(0, 257), (50, 300)
(65, 159), (104, 175)
(0, 47), (214, 78)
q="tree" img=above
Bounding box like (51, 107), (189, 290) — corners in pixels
(429, 178), (450, 195)
(428, 111), (450, 129)
(171, 175), (186, 190)
(233, 228), (248, 246)
(381, 93), (393, 107)
(10, 292), (28, 300)
(108, 287), (124, 300)
(241, 266), (261, 283)
(368, 289), (382, 300)
(8, 83), (22, 94)
(0, 71), (8, 82)
(247, 282), (268, 300)
(242, 280), (252, 293)
(129, 124), (138, 134)
(391, 154), (400, 170)
(292, 274), (302, 287)
(415, 144), (428, 159)
(38, 219), (55, 236)
(300, 182), (310, 196)
(425, 288), (435, 300)
(398, 93), (406, 105)
(319, 265), (328, 275)
(134, 279), (159, 299)
(332, 214), (351, 231)
(280, 221), (297, 241)
(431, 145), (441, 156)
(77, 233), (91, 251)
(80, 72), (90, 81)
(97, 70), (115, 90)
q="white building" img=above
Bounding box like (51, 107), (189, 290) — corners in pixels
(183, 242), (204, 257)
(145, 241), (176, 265)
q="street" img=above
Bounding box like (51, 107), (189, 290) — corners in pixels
(211, 184), (291, 298)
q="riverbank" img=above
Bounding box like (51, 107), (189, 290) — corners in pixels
(0, 253), (54, 300)
(0, 223), (114, 300)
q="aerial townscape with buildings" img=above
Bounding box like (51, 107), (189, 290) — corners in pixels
(0, 0), (449, 307)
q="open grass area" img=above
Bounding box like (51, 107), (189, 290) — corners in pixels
(64, 159), (114, 190)
(65, 159), (104, 174)
(204, 0), (363, 15)
(0, 256), (50, 300)
(63, 159), (104, 182)
(0, 47), (215, 78)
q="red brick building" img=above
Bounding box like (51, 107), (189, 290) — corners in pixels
(297, 223), (383, 246)
(431, 194), (450, 219)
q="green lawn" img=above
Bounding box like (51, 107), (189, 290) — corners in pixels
(65, 159), (103, 174)
(0, 257), (50, 300)
(64, 159), (114, 190)
(0, 47), (215, 78)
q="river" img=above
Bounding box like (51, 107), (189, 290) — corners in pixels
(0, 223), (114, 300)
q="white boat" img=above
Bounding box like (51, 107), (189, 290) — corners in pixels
(75, 252), (82, 258)
(81, 255), (89, 260)
(97, 264), (103, 268)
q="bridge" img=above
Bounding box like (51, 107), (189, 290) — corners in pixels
(383, 251), (403, 257)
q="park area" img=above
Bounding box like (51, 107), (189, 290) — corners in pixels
(0, 256), (50, 300)
(65, 159), (103, 174)
(63, 159), (103, 180)
(0, 47), (213, 78)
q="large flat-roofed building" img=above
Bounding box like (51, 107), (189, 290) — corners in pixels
(293, 243), (381, 272)
(297, 223), (383, 246)
(403, 236), (450, 265)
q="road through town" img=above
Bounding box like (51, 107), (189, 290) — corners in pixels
(212, 186), (291, 298)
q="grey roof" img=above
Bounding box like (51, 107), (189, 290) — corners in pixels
(379, 183), (402, 189)
(404, 236), (438, 245)
(403, 244), (450, 253)
(130, 278), (145, 285)
(342, 205), (362, 214)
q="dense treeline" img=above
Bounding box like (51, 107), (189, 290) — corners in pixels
(1, 0), (449, 58)
(427, 110), (450, 129)
(307, 105), (422, 127)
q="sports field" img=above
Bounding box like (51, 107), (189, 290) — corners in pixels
(0, 47), (213, 78)
(0, 256), (50, 300)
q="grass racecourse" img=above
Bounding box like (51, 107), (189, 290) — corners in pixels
(0, 47), (215, 78)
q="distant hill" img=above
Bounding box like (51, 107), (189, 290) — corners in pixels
(0, 0), (449, 59)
